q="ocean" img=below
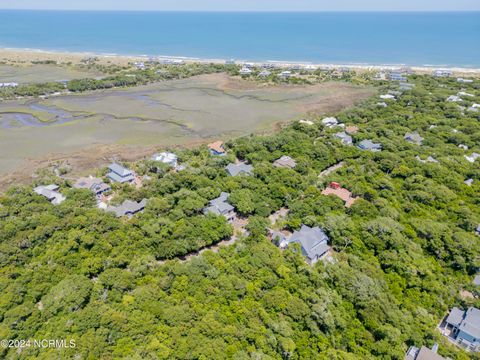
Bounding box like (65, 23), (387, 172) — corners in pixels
(0, 10), (479, 67)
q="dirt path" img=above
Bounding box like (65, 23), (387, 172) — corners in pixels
(319, 161), (344, 178)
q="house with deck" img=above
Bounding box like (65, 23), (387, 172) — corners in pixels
(203, 192), (236, 222)
(322, 182), (359, 208)
(33, 185), (66, 205)
(108, 199), (147, 218)
(443, 307), (480, 352)
(208, 141), (226, 156)
(288, 225), (331, 264)
(239, 67), (253, 75)
(152, 152), (178, 168)
(405, 344), (445, 360)
(273, 156), (297, 169)
(225, 162), (253, 176)
(74, 177), (111, 197)
(322, 117), (339, 128)
(107, 163), (135, 184)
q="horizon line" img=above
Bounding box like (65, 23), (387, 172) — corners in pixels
(1, 9), (479, 13)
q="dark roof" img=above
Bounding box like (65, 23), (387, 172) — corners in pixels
(446, 307), (464, 327)
(416, 346), (446, 360)
(358, 139), (382, 151)
(108, 199), (147, 217)
(108, 163), (133, 177)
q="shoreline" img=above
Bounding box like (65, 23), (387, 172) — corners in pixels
(1, 47), (480, 75)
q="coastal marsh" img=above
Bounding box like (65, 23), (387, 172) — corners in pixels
(0, 73), (374, 185)
(0, 64), (104, 84)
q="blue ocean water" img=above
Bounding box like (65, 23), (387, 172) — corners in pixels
(0, 10), (479, 67)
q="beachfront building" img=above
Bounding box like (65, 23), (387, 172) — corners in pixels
(273, 155), (297, 169)
(107, 199), (147, 218)
(404, 132), (424, 145)
(33, 185), (66, 205)
(73, 176), (111, 197)
(442, 307), (480, 352)
(225, 162), (253, 176)
(208, 141), (226, 156)
(152, 152), (178, 168)
(434, 69), (452, 77)
(358, 140), (382, 152)
(225, 59), (236, 65)
(405, 345), (445, 360)
(288, 225), (331, 265)
(388, 72), (407, 82)
(107, 163), (135, 184)
(203, 192), (236, 222)
(334, 132), (353, 146)
(322, 182), (359, 208)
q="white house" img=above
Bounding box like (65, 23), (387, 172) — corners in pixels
(152, 152), (178, 168)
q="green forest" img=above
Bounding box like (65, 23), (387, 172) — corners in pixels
(0, 73), (479, 359)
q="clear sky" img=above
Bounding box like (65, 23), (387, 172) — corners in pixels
(1, 0), (479, 11)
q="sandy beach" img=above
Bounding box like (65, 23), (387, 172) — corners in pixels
(1, 47), (480, 76)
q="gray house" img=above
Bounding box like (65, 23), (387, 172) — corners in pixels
(288, 225), (331, 264)
(405, 345), (445, 360)
(225, 162), (253, 176)
(405, 132), (424, 145)
(334, 131), (353, 146)
(444, 307), (480, 352)
(33, 185), (66, 205)
(273, 156), (297, 169)
(108, 199), (147, 218)
(358, 139), (382, 152)
(107, 163), (135, 183)
(74, 177), (111, 197)
(203, 192), (236, 222)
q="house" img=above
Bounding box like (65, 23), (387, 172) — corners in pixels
(443, 307), (480, 352)
(473, 275), (480, 286)
(73, 177), (111, 197)
(258, 69), (271, 77)
(457, 78), (473, 83)
(380, 94), (396, 100)
(399, 82), (415, 91)
(107, 163), (135, 183)
(458, 91), (474, 98)
(404, 132), (424, 145)
(108, 199), (147, 218)
(273, 156), (297, 169)
(476, 225), (480, 236)
(299, 119), (314, 126)
(152, 152), (178, 168)
(208, 141), (226, 155)
(446, 95), (463, 102)
(288, 225), (331, 264)
(322, 117), (339, 128)
(33, 185), (66, 205)
(468, 104), (480, 112)
(345, 125), (359, 135)
(464, 179), (474, 186)
(434, 69), (452, 77)
(459, 144), (469, 151)
(134, 62), (146, 70)
(465, 153), (480, 163)
(203, 192), (236, 222)
(374, 72), (387, 81)
(358, 139), (382, 152)
(0, 82), (19, 88)
(279, 71), (292, 79)
(416, 155), (439, 164)
(389, 72), (407, 82)
(225, 162), (253, 176)
(405, 345), (445, 360)
(334, 132), (353, 145)
(377, 102), (388, 108)
(225, 59), (236, 65)
(322, 182), (359, 208)
(239, 67), (253, 75)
